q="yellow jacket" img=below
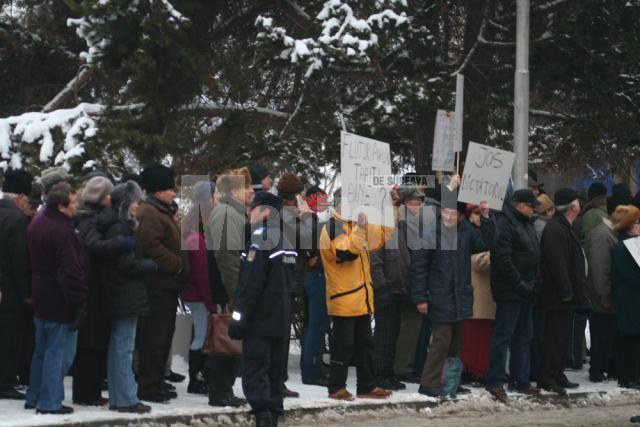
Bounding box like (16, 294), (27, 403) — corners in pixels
(320, 213), (394, 317)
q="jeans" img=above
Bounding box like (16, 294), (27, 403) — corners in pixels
(486, 301), (533, 389)
(301, 271), (329, 382)
(185, 302), (209, 351)
(25, 318), (78, 411)
(107, 317), (139, 408)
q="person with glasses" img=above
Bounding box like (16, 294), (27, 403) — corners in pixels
(485, 189), (541, 399)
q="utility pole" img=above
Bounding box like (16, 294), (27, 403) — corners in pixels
(513, 0), (530, 190)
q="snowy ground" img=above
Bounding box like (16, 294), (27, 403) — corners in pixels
(1, 348), (636, 427)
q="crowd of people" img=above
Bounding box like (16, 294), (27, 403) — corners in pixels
(1, 163), (640, 427)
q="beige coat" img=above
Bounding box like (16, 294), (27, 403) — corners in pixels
(471, 251), (496, 320)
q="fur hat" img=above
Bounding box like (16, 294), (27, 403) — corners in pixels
(398, 187), (425, 204)
(140, 165), (175, 193)
(39, 166), (72, 194)
(82, 176), (114, 204)
(554, 188), (579, 207)
(276, 172), (304, 200)
(535, 193), (554, 214)
(111, 180), (143, 222)
(613, 205), (640, 234)
(2, 170), (32, 195)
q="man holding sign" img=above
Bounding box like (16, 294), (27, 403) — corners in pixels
(319, 188), (394, 401)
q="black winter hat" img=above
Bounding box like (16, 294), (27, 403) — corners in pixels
(140, 165), (175, 193)
(512, 189), (541, 207)
(587, 182), (607, 201)
(2, 170), (33, 195)
(250, 191), (283, 211)
(249, 164), (271, 187)
(607, 195), (634, 215)
(612, 182), (631, 198)
(554, 188), (579, 206)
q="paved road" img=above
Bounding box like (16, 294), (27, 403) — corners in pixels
(288, 401), (640, 426)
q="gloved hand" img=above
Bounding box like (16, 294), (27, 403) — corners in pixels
(70, 302), (88, 331)
(120, 235), (137, 252)
(228, 311), (247, 340)
(514, 280), (535, 302)
(139, 259), (158, 273)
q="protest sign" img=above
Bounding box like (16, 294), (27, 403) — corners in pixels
(454, 74), (464, 153)
(624, 236), (640, 268)
(458, 142), (516, 210)
(432, 109), (456, 172)
(340, 131), (394, 227)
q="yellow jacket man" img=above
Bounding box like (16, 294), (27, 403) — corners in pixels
(320, 188), (394, 401)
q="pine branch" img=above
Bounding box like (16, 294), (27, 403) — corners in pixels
(42, 65), (95, 113)
(450, 5), (488, 77)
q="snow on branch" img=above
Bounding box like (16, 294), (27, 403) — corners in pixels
(0, 103), (105, 171)
(256, 0), (408, 78)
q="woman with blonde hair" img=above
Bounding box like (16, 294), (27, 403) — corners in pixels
(611, 204), (640, 389)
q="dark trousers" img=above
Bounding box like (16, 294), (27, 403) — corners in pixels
(301, 271), (329, 382)
(136, 289), (178, 394)
(329, 315), (376, 394)
(539, 310), (572, 386)
(567, 312), (588, 368)
(373, 293), (403, 381)
(72, 348), (106, 402)
(414, 314), (432, 377)
(206, 355), (240, 400)
(486, 301), (533, 389)
(19, 306), (35, 385)
(529, 307), (545, 382)
(242, 336), (286, 415)
(618, 332), (640, 385)
(0, 312), (23, 391)
(589, 313), (617, 377)
(420, 321), (463, 388)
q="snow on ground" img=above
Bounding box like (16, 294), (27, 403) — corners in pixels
(0, 350), (635, 427)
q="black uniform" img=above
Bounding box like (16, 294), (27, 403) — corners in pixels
(229, 219), (296, 418)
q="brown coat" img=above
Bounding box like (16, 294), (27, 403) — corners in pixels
(136, 196), (191, 291)
(471, 251), (496, 320)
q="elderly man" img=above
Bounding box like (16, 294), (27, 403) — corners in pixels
(537, 189), (591, 395)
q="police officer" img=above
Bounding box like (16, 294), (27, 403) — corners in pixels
(228, 192), (296, 427)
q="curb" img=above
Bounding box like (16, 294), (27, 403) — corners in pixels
(47, 390), (628, 427)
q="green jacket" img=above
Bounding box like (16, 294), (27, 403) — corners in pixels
(612, 234), (640, 334)
(206, 196), (248, 299)
(576, 196), (607, 245)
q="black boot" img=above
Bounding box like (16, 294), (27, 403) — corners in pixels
(255, 411), (273, 427)
(187, 350), (208, 394)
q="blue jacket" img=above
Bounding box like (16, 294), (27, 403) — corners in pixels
(411, 216), (496, 322)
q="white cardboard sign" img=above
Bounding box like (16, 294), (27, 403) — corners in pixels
(624, 237), (640, 268)
(432, 109), (456, 172)
(458, 142), (516, 210)
(340, 131), (394, 227)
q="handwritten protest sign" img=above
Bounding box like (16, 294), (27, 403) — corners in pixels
(624, 236), (640, 268)
(458, 142), (516, 210)
(340, 131), (394, 227)
(432, 110), (456, 172)
(454, 74), (464, 153)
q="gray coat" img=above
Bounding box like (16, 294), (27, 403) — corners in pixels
(584, 218), (617, 314)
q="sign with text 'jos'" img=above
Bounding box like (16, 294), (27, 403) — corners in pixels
(458, 142), (515, 210)
(340, 131), (394, 227)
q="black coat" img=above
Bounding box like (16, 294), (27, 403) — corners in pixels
(490, 206), (540, 303)
(97, 207), (156, 319)
(0, 200), (30, 314)
(411, 216), (496, 322)
(75, 203), (126, 349)
(539, 213), (591, 312)
(233, 219), (295, 337)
